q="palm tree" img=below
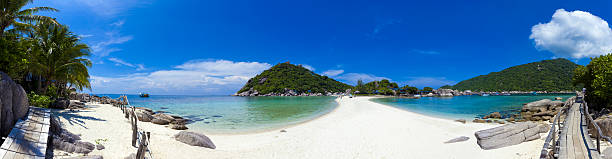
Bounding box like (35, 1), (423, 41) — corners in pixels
(29, 22), (91, 95)
(0, 0), (58, 37)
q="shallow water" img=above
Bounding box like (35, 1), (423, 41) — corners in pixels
(371, 94), (574, 120)
(100, 95), (337, 134)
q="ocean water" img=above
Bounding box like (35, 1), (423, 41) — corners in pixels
(100, 95), (338, 134)
(371, 94), (574, 120)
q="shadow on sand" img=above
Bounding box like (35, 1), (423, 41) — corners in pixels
(51, 108), (106, 129)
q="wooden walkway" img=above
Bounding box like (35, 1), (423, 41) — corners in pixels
(558, 101), (600, 159)
(0, 107), (50, 159)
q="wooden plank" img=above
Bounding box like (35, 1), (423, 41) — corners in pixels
(0, 149), (7, 158)
(2, 151), (16, 159)
(568, 104), (575, 159)
(572, 105), (583, 159)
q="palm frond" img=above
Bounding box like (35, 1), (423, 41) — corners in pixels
(18, 7), (59, 15)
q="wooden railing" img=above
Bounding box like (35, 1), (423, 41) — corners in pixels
(540, 96), (574, 159)
(582, 93), (612, 156)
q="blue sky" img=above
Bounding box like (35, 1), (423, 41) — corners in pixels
(29, 0), (612, 95)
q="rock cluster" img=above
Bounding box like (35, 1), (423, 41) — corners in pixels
(0, 71), (29, 137)
(50, 116), (97, 154)
(133, 107), (188, 130)
(433, 89), (461, 97)
(473, 111), (512, 124)
(68, 93), (127, 107)
(475, 122), (549, 150)
(51, 98), (70, 109)
(174, 131), (216, 149)
(483, 112), (501, 119)
(588, 114), (612, 139)
(520, 99), (566, 122)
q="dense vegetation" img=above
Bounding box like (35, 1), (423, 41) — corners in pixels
(450, 58), (580, 91)
(400, 85), (419, 94)
(355, 79), (399, 95)
(237, 63), (353, 95)
(573, 54), (612, 109)
(1, 0), (91, 105)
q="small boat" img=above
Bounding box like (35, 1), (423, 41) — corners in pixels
(503, 93), (511, 96)
(139, 92), (150, 98)
(481, 93), (490, 96)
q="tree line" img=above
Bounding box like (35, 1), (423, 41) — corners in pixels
(1, 0), (91, 107)
(573, 54), (612, 110)
(354, 79), (433, 95)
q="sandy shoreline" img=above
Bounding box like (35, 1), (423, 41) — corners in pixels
(52, 96), (544, 159)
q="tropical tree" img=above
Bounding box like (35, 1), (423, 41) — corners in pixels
(422, 87), (433, 92)
(0, 32), (30, 79)
(0, 0), (58, 36)
(401, 85), (419, 94)
(28, 22), (91, 96)
(573, 53), (612, 109)
(355, 79), (366, 93)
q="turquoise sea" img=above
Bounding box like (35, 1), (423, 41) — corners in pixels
(100, 94), (573, 134)
(371, 94), (574, 120)
(101, 95), (338, 134)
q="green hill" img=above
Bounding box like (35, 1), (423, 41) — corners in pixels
(236, 62), (353, 96)
(451, 58), (580, 91)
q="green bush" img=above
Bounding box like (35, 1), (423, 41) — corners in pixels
(46, 85), (58, 98)
(28, 92), (52, 108)
(573, 54), (612, 109)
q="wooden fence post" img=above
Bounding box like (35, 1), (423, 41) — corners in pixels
(131, 109), (138, 147)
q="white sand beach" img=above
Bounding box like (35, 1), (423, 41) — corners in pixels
(53, 96), (544, 159)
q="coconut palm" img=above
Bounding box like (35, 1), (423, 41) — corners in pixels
(29, 22), (91, 95)
(0, 0), (58, 36)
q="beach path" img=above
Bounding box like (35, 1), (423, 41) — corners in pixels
(558, 101), (601, 159)
(0, 107), (50, 159)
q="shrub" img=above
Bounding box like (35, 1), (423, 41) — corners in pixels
(28, 92), (52, 108)
(573, 53), (612, 109)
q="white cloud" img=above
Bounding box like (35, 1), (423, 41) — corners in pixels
(108, 57), (145, 71)
(300, 64), (315, 71)
(78, 34), (93, 38)
(91, 29), (133, 57)
(403, 77), (455, 89)
(335, 73), (387, 85)
(175, 60), (271, 77)
(136, 64), (145, 71)
(411, 49), (440, 55)
(111, 20), (125, 27)
(530, 9), (612, 58)
(367, 19), (402, 39)
(322, 69), (344, 77)
(90, 60), (272, 95)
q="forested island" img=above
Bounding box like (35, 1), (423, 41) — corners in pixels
(448, 58), (580, 92)
(235, 62), (352, 96)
